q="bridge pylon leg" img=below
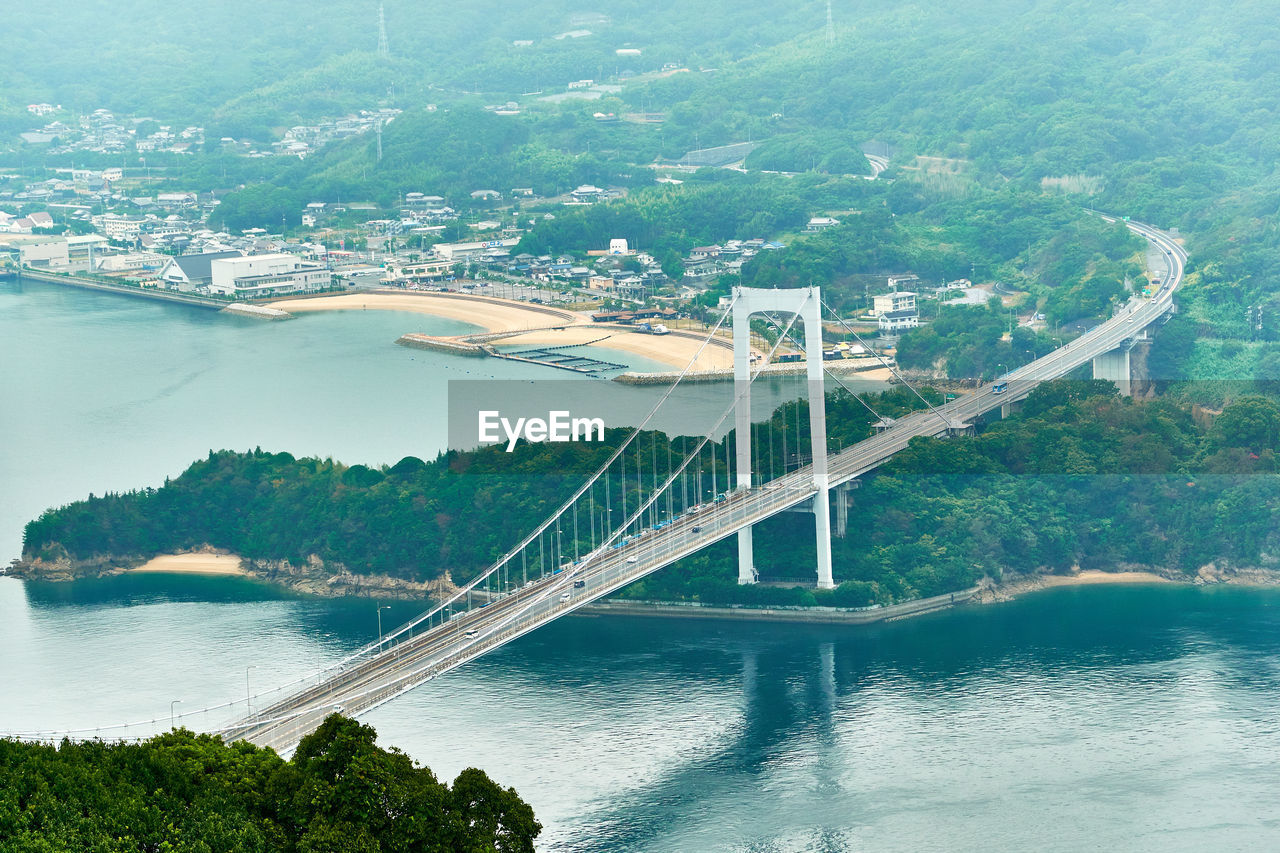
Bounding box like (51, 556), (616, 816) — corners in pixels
(733, 289), (758, 585)
(737, 527), (757, 584)
(804, 289), (835, 591)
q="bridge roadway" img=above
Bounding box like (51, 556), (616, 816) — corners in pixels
(227, 220), (1185, 754)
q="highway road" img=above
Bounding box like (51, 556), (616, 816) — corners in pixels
(227, 219), (1186, 754)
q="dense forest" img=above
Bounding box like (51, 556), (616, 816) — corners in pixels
(22, 383), (1280, 608)
(0, 715), (539, 851)
(0, 0), (827, 134)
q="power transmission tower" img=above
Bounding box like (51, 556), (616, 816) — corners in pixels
(377, 3), (390, 57)
(826, 0), (835, 46)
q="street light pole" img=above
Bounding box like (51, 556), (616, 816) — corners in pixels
(377, 605), (391, 648)
(170, 699), (182, 729)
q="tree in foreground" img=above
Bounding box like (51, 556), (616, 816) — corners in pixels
(0, 714), (540, 852)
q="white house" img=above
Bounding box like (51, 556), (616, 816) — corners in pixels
(872, 291), (917, 316)
(877, 310), (920, 332)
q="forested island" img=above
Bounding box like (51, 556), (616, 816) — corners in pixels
(0, 715), (539, 851)
(17, 381), (1280, 608)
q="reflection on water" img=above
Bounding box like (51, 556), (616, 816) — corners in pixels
(5, 577), (1280, 850)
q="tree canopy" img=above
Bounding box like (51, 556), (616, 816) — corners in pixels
(0, 715), (540, 852)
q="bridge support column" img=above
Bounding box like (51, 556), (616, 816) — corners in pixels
(833, 481), (856, 539)
(1092, 346), (1132, 397)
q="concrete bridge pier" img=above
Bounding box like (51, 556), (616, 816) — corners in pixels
(833, 480), (859, 539)
(1092, 344), (1133, 397)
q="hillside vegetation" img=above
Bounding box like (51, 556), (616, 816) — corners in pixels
(22, 384), (1280, 607)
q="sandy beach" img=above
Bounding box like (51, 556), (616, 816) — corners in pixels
(271, 291), (574, 334)
(980, 569), (1174, 605)
(1038, 569), (1172, 586)
(129, 553), (246, 576)
(272, 291), (737, 370)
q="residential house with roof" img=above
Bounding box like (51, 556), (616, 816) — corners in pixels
(159, 250), (245, 291)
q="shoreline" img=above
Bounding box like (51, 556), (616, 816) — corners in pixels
(10, 554), (1280, 621)
(266, 291), (899, 378)
(269, 291), (738, 371)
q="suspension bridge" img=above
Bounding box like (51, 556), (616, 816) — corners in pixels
(4, 218), (1185, 754)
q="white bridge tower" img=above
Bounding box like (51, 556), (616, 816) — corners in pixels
(732, 286), (834, 589)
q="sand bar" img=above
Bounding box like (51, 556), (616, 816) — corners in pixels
(130, 553), (245, 576)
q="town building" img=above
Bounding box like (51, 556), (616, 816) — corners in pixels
(159, 250), (245, 291)
(431, 238), (520, 262)
(877, 310), (920, 332)
(96, 251), (169, 273)
(18, 238), (69, 268)
(208, 254), (331, 297)
(384, 258), (455, 282)
(872, 291), (917, 316)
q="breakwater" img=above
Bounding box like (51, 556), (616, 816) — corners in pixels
(615, 357), (893, 384)
(222, 303), (293, 320)
(397, 333), (489, 356)
(17, 267), (230, 309)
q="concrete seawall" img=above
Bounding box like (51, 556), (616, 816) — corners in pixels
(579, 586), (980, 623)
(18, 268), (230, 309)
